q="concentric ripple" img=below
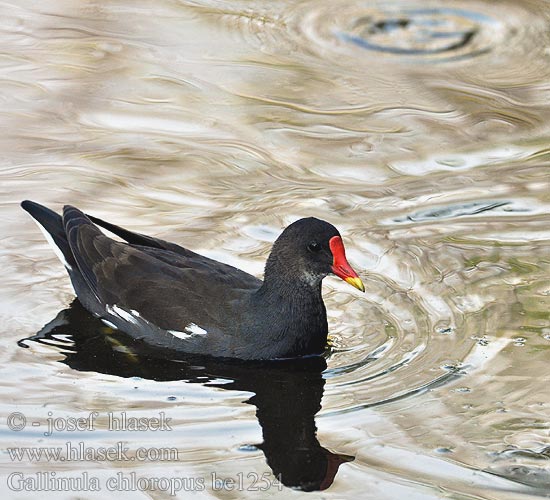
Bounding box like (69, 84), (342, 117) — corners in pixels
(321, 258), (472, 414)
(338, 7), (498, 61)
(283, 0), (529, 64)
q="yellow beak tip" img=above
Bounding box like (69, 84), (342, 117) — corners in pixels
(345, 277), (365, 292)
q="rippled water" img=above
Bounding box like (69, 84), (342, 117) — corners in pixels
(1, 0), (549, 498)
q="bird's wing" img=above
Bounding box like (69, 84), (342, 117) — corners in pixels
(87, 212), (261, 286)
(63, 206), (260, 332)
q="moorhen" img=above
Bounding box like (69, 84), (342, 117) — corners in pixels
(21, 200), (365, 360)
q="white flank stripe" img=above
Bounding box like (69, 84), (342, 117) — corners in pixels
(105, 305), (209, 340)
(107, 305), (141, 325)
(101, 319), (118, 330)
(185, 323), (208, 336)
(168, 323), (208, 340)
(167, 329), (192, 340)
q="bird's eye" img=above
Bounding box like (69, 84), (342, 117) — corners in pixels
(308, 241), (321, 253)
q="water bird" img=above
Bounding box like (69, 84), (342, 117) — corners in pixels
(21, 200), (364, 360)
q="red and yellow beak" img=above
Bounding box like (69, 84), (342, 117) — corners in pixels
(329, 236), (365, 292)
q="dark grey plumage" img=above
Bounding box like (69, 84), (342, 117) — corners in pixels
(22, 201), (360, 360)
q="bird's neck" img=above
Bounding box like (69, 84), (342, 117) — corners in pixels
(259, 261), (324, 303)
(250, 260), (328, 357)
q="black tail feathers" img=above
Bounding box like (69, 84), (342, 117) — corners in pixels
(21, 200), (75, 268)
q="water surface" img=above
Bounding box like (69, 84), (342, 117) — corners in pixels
(1, 0), (549, 498)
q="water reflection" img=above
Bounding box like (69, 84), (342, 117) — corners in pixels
(19, 300), (354, 492)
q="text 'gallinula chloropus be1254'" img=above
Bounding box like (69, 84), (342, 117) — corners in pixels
(21, 201), (365, 360)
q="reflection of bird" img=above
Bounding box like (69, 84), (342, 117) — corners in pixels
(20, 300), (355, 491)
(21, 201), (364, 360)
(252, 367), (355, 491)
